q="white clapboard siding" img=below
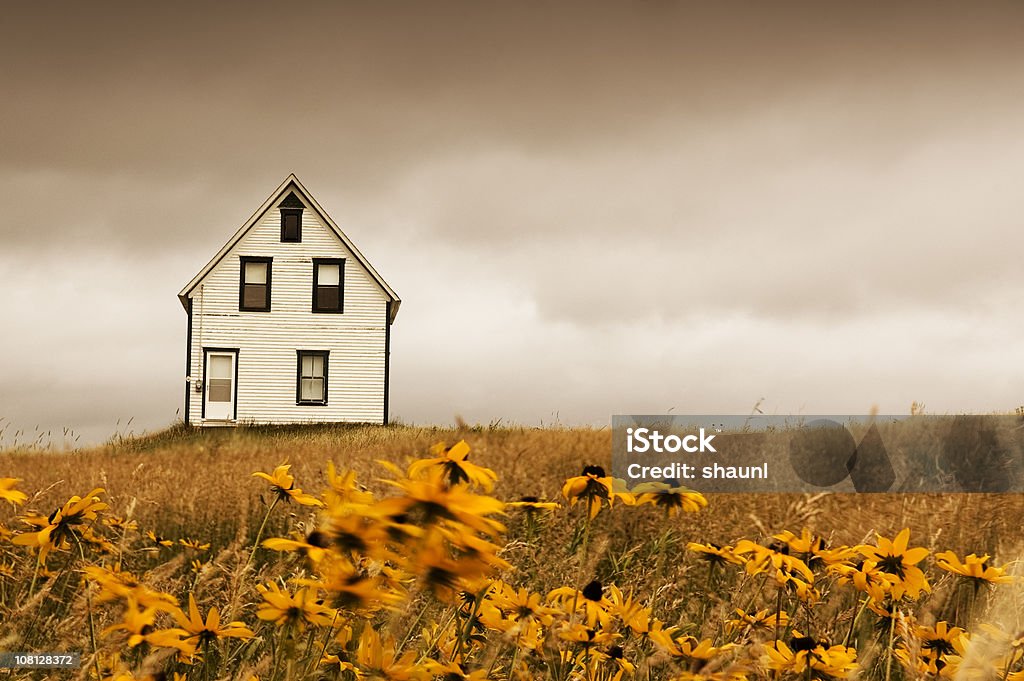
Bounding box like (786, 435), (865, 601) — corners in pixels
(184, 181), (392, 425)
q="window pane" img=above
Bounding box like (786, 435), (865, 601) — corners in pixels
(300, 378), (323, 401)
(243, 284), (266, 308)
(209, 355), (232, 379)
(312, 356), (323, 376)
(318, 264), (340, 286)
(317, 287), (340, 310)
(209, 378), (232, 402)
(245, 262), (267, 284)
(283, 214), (300, 240)
(302, 355), (313, 377)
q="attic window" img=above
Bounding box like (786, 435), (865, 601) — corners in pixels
(279, 192), (304, 242)
(280, 209), (302, 242)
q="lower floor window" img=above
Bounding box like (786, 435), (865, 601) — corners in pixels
(297, 350), (329, 405)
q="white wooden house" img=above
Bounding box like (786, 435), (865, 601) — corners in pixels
(178, 175), (399, 426)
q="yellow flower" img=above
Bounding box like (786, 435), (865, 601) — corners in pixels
(606, 585), (651, 634)
(734, 539), (814, 585)
(377, 469), (505, 538)
(325, 462), (375, 508)
(407, 441), (498, 491)
(298, 554), (404, 614)
(252, 464), (323, 506)
(172, 593), (255, 645)
(859, 529), (930, 599)
(561, 465), (616, 519)
(179, 537), (210, 551)
(0, 478), (28, 506)
(761, 638), (857, 677)
(356, 626), (430, 680)
(146, 530), (174, 548)
(687, 542), (744, 566)
(830, 559), (898, 602)
(487, 581), (559, 628)
(257, 582), (337, 629)
(12, 487), (107, 563)
(630, 482), (708, 517)
(648, 622), (734, 661)
(549, 580), (614, 629)
(83, 564), (178, 611)
(726, 608), (789, 635)
(935, 550), (1014, 585)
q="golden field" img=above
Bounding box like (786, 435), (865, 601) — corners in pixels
(1, 423), (1023, 680)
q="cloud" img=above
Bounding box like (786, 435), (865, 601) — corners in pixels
(2, 1), (1024, 444)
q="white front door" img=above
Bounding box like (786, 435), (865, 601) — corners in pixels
(204, 350), (236, 420)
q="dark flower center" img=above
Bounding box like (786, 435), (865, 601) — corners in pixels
(790, 635), (817, 652)
(877, 554), (906, 579)
(582, 580), (603, 601)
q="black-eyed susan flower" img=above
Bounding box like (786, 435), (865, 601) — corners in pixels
(830, 559), (898, 602)
(325, 462), (375, 509)
(102, 516), (138, 532)
(687, 542), (744, 566)
(252, 464), (323, 506)
(935, 550), (1015, 586)
(556, 622), (617, 649)
(734, 539), (815, 585)
(606, 585), (651, 634)
(859, 528), (930, 599)
(561, 466), (616, 519)
(82, 564), (178, 611)
(298, 555), (404, 614)
(648, 622), (734, 662)
(146, 530), (174, 548)
(172, 593), (255, 645)
(262, 534), (330, 564)
(488, 581), (559, 628)
(726, 608), (790, 635)
(896, 621), (968, 675)
(407, 440), (498, 491)
(549, 580), (614, 629)
(356, 626), (430, 681)
(178, 537), (209, 551)
(257, 582), (336, 630)
(0, 478), (28, 506)
(630, 481), (708, 517)
(761, 637), (857, 677)
(12, 487), (108, 563)
(377, 469), (505, 538)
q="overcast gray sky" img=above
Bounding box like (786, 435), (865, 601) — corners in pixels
(2, 1), (1023, 446)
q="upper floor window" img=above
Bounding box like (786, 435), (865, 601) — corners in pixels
(279, 192), (304, 242)
(239, 256), (272, 311)
(312, 258), (345, 313)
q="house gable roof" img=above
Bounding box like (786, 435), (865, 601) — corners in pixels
(177, 174), (400, 322)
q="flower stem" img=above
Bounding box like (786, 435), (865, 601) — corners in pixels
(246, 496), (281, 569)
(71, 532), (102, 681)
